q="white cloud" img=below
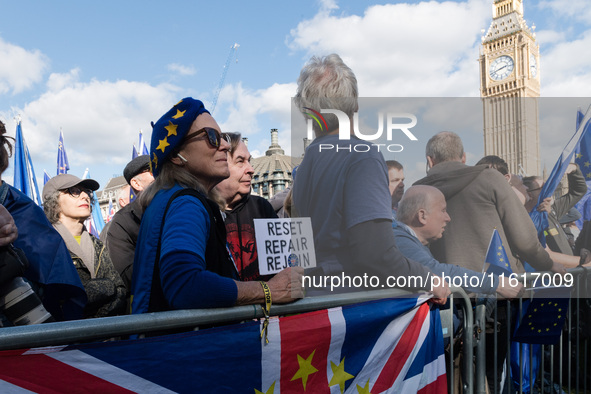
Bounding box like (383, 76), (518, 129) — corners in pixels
(535, 29), (566, 46)
(216, 82), (297, 155)
(167, 63), (196, 76)
(8, 73), (182, 184)
(47, 68), (81, 92)
(288, 0), (490, 96)
(539, 0), (591, 23)
(540, 30), (591, 95)
(0, 37), (48, 94)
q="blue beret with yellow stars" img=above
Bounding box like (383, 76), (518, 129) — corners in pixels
(149, 97), (210, 177)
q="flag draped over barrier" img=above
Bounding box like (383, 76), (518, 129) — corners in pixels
(0, 296), (446, 393)
(13, 121), (42, 206)
(57, 130), (69, 175)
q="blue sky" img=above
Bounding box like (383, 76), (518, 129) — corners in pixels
(1, 0), (591, 189)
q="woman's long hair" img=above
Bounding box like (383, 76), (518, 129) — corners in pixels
(139, 160), (225, 210)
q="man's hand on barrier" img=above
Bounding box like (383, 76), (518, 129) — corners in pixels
(579, 248), (591, 267)
(267, 266), (304, 304)
(550, 261), (567, 275)
(0, 205), (17, 247)
(496, 276), (524, 299)
(430, 275), (451, 305)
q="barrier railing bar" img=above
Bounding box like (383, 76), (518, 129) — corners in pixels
(450, 287), (473, 394)
(474, 304), (486, 394)
(494, 304), (498, 394)
(0, 287), (472, 355)
(448, 294), (454, 394)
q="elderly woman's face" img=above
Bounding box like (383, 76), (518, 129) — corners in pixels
(176, 113), (230, 188)
(58, 186), (92, 222)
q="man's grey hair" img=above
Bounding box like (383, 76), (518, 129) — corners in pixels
(295, 54), (359, 136)
(223, 132), (242, 157)
(396, 191), (429, 225)
(425, 131), (464, 164)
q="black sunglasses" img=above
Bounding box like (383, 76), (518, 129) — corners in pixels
(64, 186), (93, 198)
(184, 127), (229, 148)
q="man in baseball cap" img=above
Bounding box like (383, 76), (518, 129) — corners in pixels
(101, 155), (154, 292)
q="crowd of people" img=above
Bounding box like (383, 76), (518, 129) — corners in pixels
(0, 55), (589, 387)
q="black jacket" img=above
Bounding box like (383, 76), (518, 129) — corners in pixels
(102, 198), (143, 290)
(225, 194), (277, 281)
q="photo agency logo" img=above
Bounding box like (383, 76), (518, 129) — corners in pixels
(304, 108), (419, 153)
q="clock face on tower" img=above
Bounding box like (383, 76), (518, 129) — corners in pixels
(489, 55), (514, 81)
(530, 54), (537, 78)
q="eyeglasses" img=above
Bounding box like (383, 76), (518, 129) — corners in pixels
(184, 127), (229, 149)
(64, 186), (93, 198)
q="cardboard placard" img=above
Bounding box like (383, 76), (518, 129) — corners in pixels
(254, 218), (316, 275)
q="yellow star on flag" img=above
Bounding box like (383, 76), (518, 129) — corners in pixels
(577, 153), (583, 159)
(356, 379), (373, 394)
(329, 358), (354, 394)
(152, 152), (158, 168)
(585, 161), (591, 167)
(291, 350), (318, 391)
(586, 173), (591, 179)
(165, 121), (178, 137)
(156, 137), (170, 153)
(254, 382), (275, 394)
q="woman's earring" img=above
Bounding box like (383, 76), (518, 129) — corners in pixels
(177, 153), (188, 163)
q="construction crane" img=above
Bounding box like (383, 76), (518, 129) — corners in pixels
(210, 43), (239, 114)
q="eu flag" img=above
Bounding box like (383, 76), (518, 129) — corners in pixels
(484, 228), (512, 276)
(43, 170), (51, 185)
(574, 107), (591, 228)
(13, 120), (42, 206)
(530, 105), (591, 244)
(57, 130), (70, 175)
(513, 286), (571, 345)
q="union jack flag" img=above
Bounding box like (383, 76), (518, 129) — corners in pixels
(0, 296), (446, 393)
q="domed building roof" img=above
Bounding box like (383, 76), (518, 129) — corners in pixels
(250, 129), (301, 199)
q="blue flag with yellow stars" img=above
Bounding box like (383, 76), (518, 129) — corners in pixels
(530, 105), (591, 244)
(513, 286), (571, 345)
(574, 107), (591, 227)
(57, 130), (70, 175)
(484, 229), (512, 276)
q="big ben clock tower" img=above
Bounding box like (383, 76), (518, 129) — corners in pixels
(480, 0), (540, 176)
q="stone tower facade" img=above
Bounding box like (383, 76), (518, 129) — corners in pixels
(479, 0), (541, 176)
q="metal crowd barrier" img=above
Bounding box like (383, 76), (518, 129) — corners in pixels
(0, 286), (475, 392)
(473, 266), (591, 394)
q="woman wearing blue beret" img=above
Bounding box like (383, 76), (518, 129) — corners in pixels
(131, 98), (303, 314)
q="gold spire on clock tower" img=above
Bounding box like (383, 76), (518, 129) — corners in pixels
(479, 0), (540, 176)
